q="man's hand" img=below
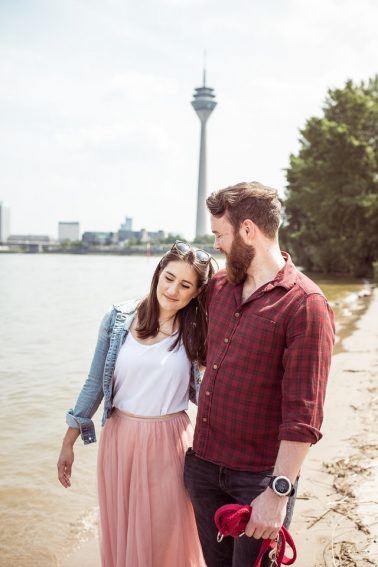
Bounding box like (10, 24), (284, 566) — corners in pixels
(245, 488), (287, 540)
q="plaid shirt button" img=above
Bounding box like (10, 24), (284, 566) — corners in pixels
(202, 417), (207, 423)
(224, 338), (229, 343)
(213, 364), (218, 370)
(234, 312), (240, 318)
(205, 391), (210, 396)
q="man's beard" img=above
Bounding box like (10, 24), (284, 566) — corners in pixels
(225, 232), (256, 285)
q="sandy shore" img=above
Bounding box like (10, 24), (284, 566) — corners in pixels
(291, 286), (378, 566)
(62, 287), (378, 567)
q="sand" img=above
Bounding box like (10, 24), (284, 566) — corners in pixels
(62, 288), (378, 567)
(291, 287), (378, 566)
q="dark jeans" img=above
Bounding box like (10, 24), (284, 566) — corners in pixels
(184, 448), (297, 567)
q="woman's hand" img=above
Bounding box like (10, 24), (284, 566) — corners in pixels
(57, 444), (74, 487)
(57, 427), (80, 488)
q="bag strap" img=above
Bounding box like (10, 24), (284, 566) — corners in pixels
(214, 503), (297, 566)
(253, 526), (296, 566)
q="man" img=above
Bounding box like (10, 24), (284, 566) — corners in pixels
(184, 182), (335, 566)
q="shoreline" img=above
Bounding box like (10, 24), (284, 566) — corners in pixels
(61, 288), (378, 567)
(291, 286), (378, 566)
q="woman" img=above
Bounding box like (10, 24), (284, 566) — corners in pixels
(57, 241), (215, 567)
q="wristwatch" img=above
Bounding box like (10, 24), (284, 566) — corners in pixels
(268, 475), (295, 497)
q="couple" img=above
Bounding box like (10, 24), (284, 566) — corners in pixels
(57, 181), (335, 567)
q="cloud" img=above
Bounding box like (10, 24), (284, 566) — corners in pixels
(1, 0), (378, 237)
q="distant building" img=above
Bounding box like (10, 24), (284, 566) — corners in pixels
(118, 217), (134, 242)
(8, 234), (52, 243)
(191, 66), (217, 237)
(118, 229), (141, 243)
(148, 230), (167, 241)
(82, 231), (116, 246)
(7, 234), (52, 252)
(0, 202), (11, 243)
(140, 228), (149, 243)
(58, 222), (80, 242)
(117, 216), (166, 244)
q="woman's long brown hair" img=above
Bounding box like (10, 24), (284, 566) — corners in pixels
(136, 248), (216, 366)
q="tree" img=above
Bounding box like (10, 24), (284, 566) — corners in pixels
(283, 77), (378, 276)
(192, 234), (214, 245)
(162, 234), (184, 244)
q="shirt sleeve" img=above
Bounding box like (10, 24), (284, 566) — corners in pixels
(65, 308), (113, 444)
(279, 293), (335, 444)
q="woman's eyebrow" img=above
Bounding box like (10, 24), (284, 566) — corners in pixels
(165, 271), (193, 287)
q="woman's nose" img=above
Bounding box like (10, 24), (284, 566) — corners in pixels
(166, 283), (178, 297)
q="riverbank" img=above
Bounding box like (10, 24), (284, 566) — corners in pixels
(291, 286), (378, 566)
(61, 287), (378, 567)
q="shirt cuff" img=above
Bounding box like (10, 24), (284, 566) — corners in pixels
(66, 410), (97, 445)
(279, 423), (323, 444)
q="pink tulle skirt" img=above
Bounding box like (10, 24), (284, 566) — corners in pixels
(97, 409), (205, 567)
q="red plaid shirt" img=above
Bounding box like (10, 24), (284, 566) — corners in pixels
(193, 253), (335, 471)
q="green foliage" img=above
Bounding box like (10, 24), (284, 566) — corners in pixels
(60, 239), (83, 249)
(284, 77), (378, 276)
(192, 234), (214, 245)
(161, 233), (184, 244)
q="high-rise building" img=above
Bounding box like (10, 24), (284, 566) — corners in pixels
(118, 217), (135, 242)
(0, 202), (11, 243)
(58, 221), (80, 242)
(191, 66), (217, 238)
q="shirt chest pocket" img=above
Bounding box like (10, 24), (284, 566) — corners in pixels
(235, 314), (280, 356)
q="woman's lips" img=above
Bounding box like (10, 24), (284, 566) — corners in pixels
(163, 295), (178, 302)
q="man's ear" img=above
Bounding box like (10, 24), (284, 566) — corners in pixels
(240, 219), (255, 240)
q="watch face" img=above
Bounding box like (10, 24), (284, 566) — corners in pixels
(273, 477), (291, 495)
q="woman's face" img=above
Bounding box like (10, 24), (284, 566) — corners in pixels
(156, 260), (199, 317)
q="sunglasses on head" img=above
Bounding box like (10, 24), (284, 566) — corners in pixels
(171, 240), (211, 265)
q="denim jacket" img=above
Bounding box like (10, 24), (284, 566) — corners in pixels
(66, 300), (202, 444)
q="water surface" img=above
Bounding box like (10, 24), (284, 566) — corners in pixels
(0, 254), (371, 566)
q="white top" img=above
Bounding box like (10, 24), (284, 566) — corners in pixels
(112, 330), (192, 416)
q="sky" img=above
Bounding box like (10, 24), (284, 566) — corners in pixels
(1, 0), (377, 240)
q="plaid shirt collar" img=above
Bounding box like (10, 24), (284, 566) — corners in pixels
(269, 251), (297, 290)
(232, 251), (297, 307)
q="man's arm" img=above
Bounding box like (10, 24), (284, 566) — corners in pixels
(245, 440), (310, 540)
(245, 293), (335, 540)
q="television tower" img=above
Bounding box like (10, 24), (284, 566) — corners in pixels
(191, 60), (217, 238)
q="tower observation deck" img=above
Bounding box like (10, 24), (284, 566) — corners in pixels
(191, 68), (217, 238)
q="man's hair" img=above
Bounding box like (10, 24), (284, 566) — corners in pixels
(206, 181), (281, 238)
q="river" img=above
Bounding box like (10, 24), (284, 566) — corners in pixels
(0, 253), (371, 567)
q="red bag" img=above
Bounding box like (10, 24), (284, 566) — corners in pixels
(214, 503), (297, 567)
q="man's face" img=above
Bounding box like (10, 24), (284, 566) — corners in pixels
(211, 214), (234, 255)
(211, 214), (255, 285)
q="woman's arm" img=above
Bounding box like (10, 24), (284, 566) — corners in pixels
(57, 309), (114, 487)
(65, 308), (114, 443)
(57, 427), (81, 488)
